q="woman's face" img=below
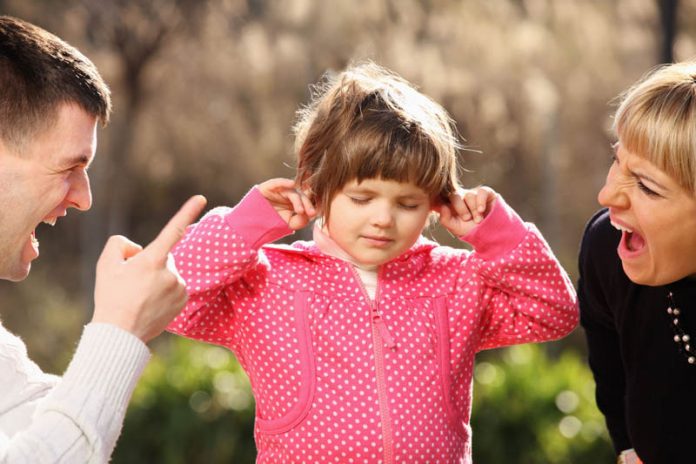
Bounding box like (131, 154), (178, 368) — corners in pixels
(598, 143), (696, 286)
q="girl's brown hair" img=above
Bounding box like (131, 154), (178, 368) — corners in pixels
(293, 62), (461, 220)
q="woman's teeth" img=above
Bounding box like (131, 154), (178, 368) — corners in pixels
(42, 218), (56, 226)
(610, 221), (633, 233)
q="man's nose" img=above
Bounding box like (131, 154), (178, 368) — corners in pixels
(67, 169), (92, 211)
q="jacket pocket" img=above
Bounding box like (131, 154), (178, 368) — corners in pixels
(432, 295), (467, 439)
(255, 291), (316, 435)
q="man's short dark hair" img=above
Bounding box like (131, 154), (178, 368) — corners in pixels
(0, 16), (111, 152)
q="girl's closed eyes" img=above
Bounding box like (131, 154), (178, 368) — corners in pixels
(347, 196), (423, 210)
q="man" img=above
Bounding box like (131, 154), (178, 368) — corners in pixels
(0, 16), (206, 463)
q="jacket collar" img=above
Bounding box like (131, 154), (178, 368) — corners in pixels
(265, 221), (438, 270)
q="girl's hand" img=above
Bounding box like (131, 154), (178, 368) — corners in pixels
(258, 178), (317, 230)
(437, 186), (498, 237)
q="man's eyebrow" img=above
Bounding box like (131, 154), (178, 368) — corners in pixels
(63, 154), (93, 168)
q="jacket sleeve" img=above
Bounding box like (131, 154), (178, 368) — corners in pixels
(456, 196), (579, 351)
(167, 187), (294, 345)
(577, 210), (631, 454)
(0, 323), (150, 464)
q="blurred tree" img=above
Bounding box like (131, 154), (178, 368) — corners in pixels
(77, 0), (211, 306)
(658, 0), (678, 63)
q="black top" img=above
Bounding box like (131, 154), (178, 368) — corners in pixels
(578, 209), (696, 464)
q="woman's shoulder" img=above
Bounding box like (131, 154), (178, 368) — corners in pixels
(579, 208), (621, 266)
(578, 208), (634, 305)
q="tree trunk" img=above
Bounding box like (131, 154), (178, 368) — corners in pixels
(658, 0), (678, 63)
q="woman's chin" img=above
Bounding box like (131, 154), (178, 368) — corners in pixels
(621, 260), (681, 287)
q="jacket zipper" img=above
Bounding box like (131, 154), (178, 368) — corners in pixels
(349, 265), (395, 464)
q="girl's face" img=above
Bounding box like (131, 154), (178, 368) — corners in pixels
(598, 143), (696, 286)
(326, 178), (433, 267)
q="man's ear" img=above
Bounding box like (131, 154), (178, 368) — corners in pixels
(0, 137), (20, 162)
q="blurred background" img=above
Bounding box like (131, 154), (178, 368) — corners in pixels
(0, 0), (692, 462)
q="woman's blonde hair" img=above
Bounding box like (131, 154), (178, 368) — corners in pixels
(614, 61), (696, 193)
(293, 62), (462, 220)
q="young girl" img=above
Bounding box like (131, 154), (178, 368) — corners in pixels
(168, 62), (578, 464)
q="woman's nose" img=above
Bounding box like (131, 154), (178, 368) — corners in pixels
(597, 170), (628, 210)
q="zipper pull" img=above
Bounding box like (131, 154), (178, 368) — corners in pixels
(373, 313), (396, 349)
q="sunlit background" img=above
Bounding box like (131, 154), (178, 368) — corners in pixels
(0, 0), (691, 462)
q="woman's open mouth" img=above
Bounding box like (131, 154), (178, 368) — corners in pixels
(612, 220), (646, 258)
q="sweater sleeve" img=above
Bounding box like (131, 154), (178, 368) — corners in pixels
(0, 322), (150, 464)
(167, 187), (294, 345)
(577, 210), (631, 454)
(457, 196), (579, 351)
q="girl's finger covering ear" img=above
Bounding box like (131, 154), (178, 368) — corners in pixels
(286, 190), (305, 215)
(449, 192), (471, 220)
(477, 188), (488, 212)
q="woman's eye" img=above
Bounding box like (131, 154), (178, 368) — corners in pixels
(637, 181), (659, 197)
(399, 203), (419, 210)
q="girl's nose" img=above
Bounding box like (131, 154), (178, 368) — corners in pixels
(371, 205), (394, 228)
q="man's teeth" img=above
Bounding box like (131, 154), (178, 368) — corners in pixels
(610, 221), (633, 233)
(42, 218), (56, 226)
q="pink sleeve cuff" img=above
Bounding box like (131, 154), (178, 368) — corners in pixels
(459, 195), (528, 260)
(224, 187), (294, 248)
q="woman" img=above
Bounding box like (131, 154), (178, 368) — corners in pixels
(579, 61), (696, 464)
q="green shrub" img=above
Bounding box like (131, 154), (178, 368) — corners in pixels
(114, 338), (614, 463)
(471, 343), (615, 463)
(112, 337), (256, 464)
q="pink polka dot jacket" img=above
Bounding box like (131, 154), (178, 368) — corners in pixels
(168, 187), (579, 464)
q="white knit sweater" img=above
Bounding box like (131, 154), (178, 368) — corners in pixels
(0, 322), (150, 463)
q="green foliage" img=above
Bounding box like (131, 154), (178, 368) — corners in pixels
(471, 344), (615, 464)
(112, 337), (256, 464)
(114, 338), (614, 463)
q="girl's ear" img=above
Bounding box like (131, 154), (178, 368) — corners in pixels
(300, 183), (312, 197)
(301, 185), (323, 216)
(430, 195), (446, 213)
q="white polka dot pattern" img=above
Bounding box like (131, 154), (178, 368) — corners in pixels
(167, 188), (578, 464)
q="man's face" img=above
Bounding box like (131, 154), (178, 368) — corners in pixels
(0, 103), (97, 281)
